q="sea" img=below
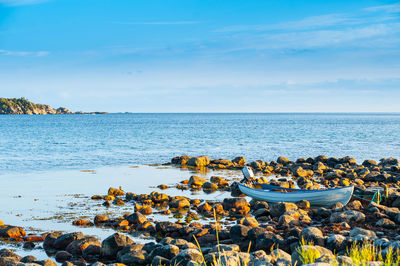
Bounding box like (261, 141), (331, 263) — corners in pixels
(1, 113), (400, 255)
(1, 113), (400, 175)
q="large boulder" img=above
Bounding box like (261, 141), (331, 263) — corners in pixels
(65, 236), (101, 255)
(349, 227), (376, 238)
(149, 245), (180, 261)
(170, 249), (204, 265)
(329, 210), (365, 223)
(53, 232), (84, 250)
(188, 176), (207, 187)
(43, 232), (63, 249)
(101, 233), (135, 259)
(187, 156), (210, 167)
(118, 250), (147, 265)
(270, 202), (298, 217)
(326, 234), (346, 252)
(300, 227), (324, 246)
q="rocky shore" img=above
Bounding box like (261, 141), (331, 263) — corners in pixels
(0, 98), (108, 115)
(1, 155), (400, 265)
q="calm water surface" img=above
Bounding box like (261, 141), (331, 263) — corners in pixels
(1, 113), (400, 175)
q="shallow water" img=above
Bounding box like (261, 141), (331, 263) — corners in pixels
(1, 113), (400, 175)
(0, 165), (246, 259)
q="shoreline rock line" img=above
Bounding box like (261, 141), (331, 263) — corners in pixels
(1, 155), (400, 265)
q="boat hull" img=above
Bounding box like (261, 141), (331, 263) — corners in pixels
(238, 184), (354, 207)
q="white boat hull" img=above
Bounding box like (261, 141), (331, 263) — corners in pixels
(238, 184), (354, 207)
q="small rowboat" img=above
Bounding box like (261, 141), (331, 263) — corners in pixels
(238, 183), (354, 207)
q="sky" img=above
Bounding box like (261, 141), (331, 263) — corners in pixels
(0, 0), (399, 112)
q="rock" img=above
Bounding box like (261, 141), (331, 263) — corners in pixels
(170, 249), (204, 265)
(232, 157), (246, 165)
(211, 244), (240, 253)
(349, 227), (376, 238)
(223, 198), (249, 210)
(271, 249), (291, 262)
(188, 176), (207, 187)
(329, 210), (365, 223)
(346, 200), (363, 210)
(20, 256), (38, 263)
(72, 220), (93, 226)
(116, 244), (145, 261)
(291, 245), (333, 266)
(118, 250), (147, 265)
(66, 236), (101, 255)
(35, 259), (57, 266)
(126, 212), (147, 225)
(238, 216), (259, 227)
(53, 232), (84, 250)
(362, 160), (378, 167)
(277, 157), (291, 165)
(94, 215), (109, 225)
(169, 198), (190, 209)
(101, 233), (135, 259)
(43, 232), (63, 249)
(0, 225), (26, 238)
(296, 200), (311, 209)
(108, 187), (124, 196)
(55, 251), (72, 262)
(151, 256), (169, 266)
(270, 202), (298, 217)
(187, 156), (210, 167)
(149, 245), (179, 260)
(326, 234), (346, 252)
(230, 224), (250, 241)
(376, 218), (396, 229)
(300, 227), (324, 246)
(82, 245), (102, 261)
(202, 182), (218, 190)
(255, 231), (275, 251)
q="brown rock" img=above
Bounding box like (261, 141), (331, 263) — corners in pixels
(0, 225), (26, 238)
(232, 156), (246, 165)
(72, 220), (93, 226)
(108, 187), (124, 196)
(188, 176), (207, 187)
(187, 156), (210, 167)
(169, 198), (190, 209)
(94, 215), (109, 225)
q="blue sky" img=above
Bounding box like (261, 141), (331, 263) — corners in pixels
(0, 0), (399, 112)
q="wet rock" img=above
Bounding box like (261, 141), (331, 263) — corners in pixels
(187, 156), (210, 167)
(0, 225), (26, 238)
(66, 236), (101, 255)
(232, 156), (246, 166)
(82, 244), (102, 261)
(108, 187), (124, 196)
(55, 251), (72, 262)
(20, 256), (38, 263)
(126, 212), (147, 225)
(277, 157), (291, 165)
(149, 244), (179, 260)
(223, 198), (248, 210)
(170, 249), (204, 265)
(94, 215), (109, 225)
(270, 202), (298, 217)
(54, 232), (84, 250)
(202, 182), (218, 190)
(43, 232), (63, 249)
(188, 176), (207, 187)
(101, 233), (135, 259)
(72, 220), (93, 226)
(35, 259), (57, 266)
(329, 210), (365, 223)
(169, 198), (190, 209)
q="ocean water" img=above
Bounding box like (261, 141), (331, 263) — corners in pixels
(1, 113), (400, 175)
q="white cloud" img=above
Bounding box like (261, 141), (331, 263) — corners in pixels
(364, 2), (400, 13)
(0, 49), (50, 56)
